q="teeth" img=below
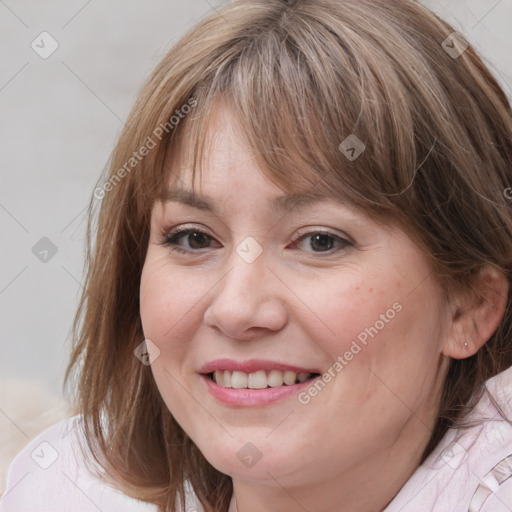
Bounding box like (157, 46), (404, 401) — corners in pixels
(212, 369), (313, 389)
(283, 371), (296, 385)
(268, 370), (284, 387)
(231, 371), (248, 389)
(214, 370), (224, 386)
(248, 370), (267, 389)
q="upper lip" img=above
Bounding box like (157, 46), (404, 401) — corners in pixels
(198, 358), (321, 375)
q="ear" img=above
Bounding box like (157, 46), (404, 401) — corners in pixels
(442, 265), (509, 360)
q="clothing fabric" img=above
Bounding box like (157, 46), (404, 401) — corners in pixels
(2, 366), (512, 511)
(382, 364), (512, 512)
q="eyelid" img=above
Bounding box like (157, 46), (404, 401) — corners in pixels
(289, 228), (352, 255)
(292, 226), (353, 244)
(161, 224), (351, 242)
(159, 224), (217, 251)
(160, 223), (211, 238)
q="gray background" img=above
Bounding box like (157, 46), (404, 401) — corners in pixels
(0, 0), (511, 441)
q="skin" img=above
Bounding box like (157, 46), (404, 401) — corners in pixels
(139, 104), (508, 512)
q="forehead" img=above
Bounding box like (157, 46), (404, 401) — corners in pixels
(160, 103), (341, 212)
(156, 99), (398, 237)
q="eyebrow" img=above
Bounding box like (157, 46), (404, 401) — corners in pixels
(161, 187), (331, 215)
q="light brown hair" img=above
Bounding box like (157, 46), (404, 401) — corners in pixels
(65, 0), (512, 511)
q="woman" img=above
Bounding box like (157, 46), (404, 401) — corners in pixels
(2, 0), (511, 511)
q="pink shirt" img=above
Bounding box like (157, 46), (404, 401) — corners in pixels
(2, 366), (512, 511)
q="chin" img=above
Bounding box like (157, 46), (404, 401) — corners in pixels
(195, 434), (296, 481)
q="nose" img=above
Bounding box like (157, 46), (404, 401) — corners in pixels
(203, 247), (288, 340)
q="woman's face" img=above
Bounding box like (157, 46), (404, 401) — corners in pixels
(140, 105), (452, 490)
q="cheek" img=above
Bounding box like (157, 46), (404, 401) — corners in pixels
(291, 285), (443, 468)
(304, 269), (444, 405)
(301, 271), (404, 361)
(139, 256), (209, 428)
(139, 254), (205, 352)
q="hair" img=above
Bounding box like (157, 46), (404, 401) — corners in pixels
(64, 0), (512, 511)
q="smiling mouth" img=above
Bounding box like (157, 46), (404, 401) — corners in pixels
(207, 369), (321, 389)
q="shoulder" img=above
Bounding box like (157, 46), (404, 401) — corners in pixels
(0, 415), (159, 512)
(385, 365), (512, 512)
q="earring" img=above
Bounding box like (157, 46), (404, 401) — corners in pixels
(464, 341), (469, 348)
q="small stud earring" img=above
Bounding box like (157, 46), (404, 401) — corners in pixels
(464, 341), (469, 348)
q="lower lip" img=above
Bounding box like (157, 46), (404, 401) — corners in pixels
(201, 374), (320, 406)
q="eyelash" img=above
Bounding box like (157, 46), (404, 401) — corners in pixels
(159, 226), (352, 256)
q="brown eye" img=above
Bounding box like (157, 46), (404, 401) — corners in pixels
(291, 231), (351, 254)
(162, 228), (220, 253)
(185, 231), (210, 249)
(309, 233), (336, 251)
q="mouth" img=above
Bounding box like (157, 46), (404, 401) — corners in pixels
(206, 369), (321, 389)
(198, 359), (323, 405)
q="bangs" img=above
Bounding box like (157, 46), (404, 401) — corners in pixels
(152, 0), (437, 230)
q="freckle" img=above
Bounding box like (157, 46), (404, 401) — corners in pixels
(368, 288), (373, 292)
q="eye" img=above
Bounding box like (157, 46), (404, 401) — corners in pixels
(160, 227), (219, 254)
(160, 226), (352, 256)
(289, 230), (352, 254)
